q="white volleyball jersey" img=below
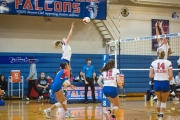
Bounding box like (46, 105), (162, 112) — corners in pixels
(61, 42), (72, 61)
(157, 41), (169, 60)
(150, 59), (172, 81)
(100, 68), (120, 87)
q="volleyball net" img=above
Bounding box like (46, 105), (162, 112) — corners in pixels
(106, 33), (180, 71)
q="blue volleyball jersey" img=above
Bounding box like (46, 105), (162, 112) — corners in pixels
(53, 69), (68, 84)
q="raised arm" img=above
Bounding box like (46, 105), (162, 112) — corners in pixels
(155, 21), (161, 44)
(159, 21), (168, 44)
(65, 22), (74, 44)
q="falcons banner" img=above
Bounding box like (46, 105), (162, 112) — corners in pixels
(0, 0), (107, 20)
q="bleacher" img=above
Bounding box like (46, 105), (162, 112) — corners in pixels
(0, 52), (179, 96)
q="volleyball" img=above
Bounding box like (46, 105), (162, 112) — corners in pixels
(83, 17), (91, 24)
(63, 80), (71, 87)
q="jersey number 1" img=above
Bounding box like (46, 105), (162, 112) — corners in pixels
(157, 62), (165, 69)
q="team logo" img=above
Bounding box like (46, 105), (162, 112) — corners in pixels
(86, 4), (98, 19)
(121, 7), (129, 17)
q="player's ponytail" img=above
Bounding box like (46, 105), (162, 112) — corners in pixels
(52, 40), (63, 49)
(157, 49), (165, 59)
(168, 48), (173, 56)
(100, 59), (115, 72)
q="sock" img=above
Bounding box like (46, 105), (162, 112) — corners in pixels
(160, 112), (164, 115)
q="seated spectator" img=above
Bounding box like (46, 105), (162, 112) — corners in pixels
(75, 71), (84, 82)
(0, 89), (5, 106)
(37, 72), (49, 101)
(0, 74), (7, 92)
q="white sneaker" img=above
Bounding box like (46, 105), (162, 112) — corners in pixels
(173, 100), (179, 105)
(174, 97), (179, 101)
(65, 112), (74, 118)
(44, 109), (51, 119)
(158, 117), (163, 120)
(171, 92), (176, 96)
(158, 114), (163, 120)
(153, 96), (157, 100)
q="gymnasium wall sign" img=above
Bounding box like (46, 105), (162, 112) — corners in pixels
(0, 56), (42, 64)
(0, 0), (107, 20)
(121, 7), (129, 17)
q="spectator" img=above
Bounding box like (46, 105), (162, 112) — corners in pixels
(23, 58), (38, 101)
(82, 58), (96, 104)
(37, 72), (49, 101)
(75, 71), (84, 82)
(0, 74), (7, 92)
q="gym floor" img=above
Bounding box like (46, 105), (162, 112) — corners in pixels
(0, 97), (180, 120)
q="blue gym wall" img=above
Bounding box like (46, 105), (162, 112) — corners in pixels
(0, 52), (179, 95)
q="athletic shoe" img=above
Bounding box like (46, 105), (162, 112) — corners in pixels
(104, 110), (111, 119)
(65, 112), (74, 118)
(173, 97), (179, 101)
(171, 91), (175, 96)
(153, 96), (157, 100)
(44, 109), (51, 119)
(158, 114), (163, 120)
(173, 100), (179, 105)
(85, 101), (88, 104)
(22, 97), (29, 101)
(111, 114), (116, 120)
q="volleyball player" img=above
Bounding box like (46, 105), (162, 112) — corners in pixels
(44, 62), (76, 119)
(155, 21), (173, 60)
(149, 49), (173, 120)
(52, 22), (74, 96)
(97, 59), (123, 120)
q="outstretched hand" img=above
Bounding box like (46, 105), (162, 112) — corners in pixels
(71, 22), (74, 28)
(159, 21), (163, 29)
(155, 21), (159, 27)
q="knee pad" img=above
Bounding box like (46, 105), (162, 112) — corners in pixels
(55, 102), (61, 108)
(113, 106), (119, 110)
(156, 100), (161, 108)
(161, 102), (166, 109)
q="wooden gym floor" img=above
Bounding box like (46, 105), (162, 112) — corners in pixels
(0, 97), (180, 120)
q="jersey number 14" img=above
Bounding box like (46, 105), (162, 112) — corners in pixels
(157, 62), (165, 69)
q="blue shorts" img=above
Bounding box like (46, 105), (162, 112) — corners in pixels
(51, 81), (63, 93)
(103, 86), (118, 98)
(154, 80), (170, 92)
(59, 59), (70, 66)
